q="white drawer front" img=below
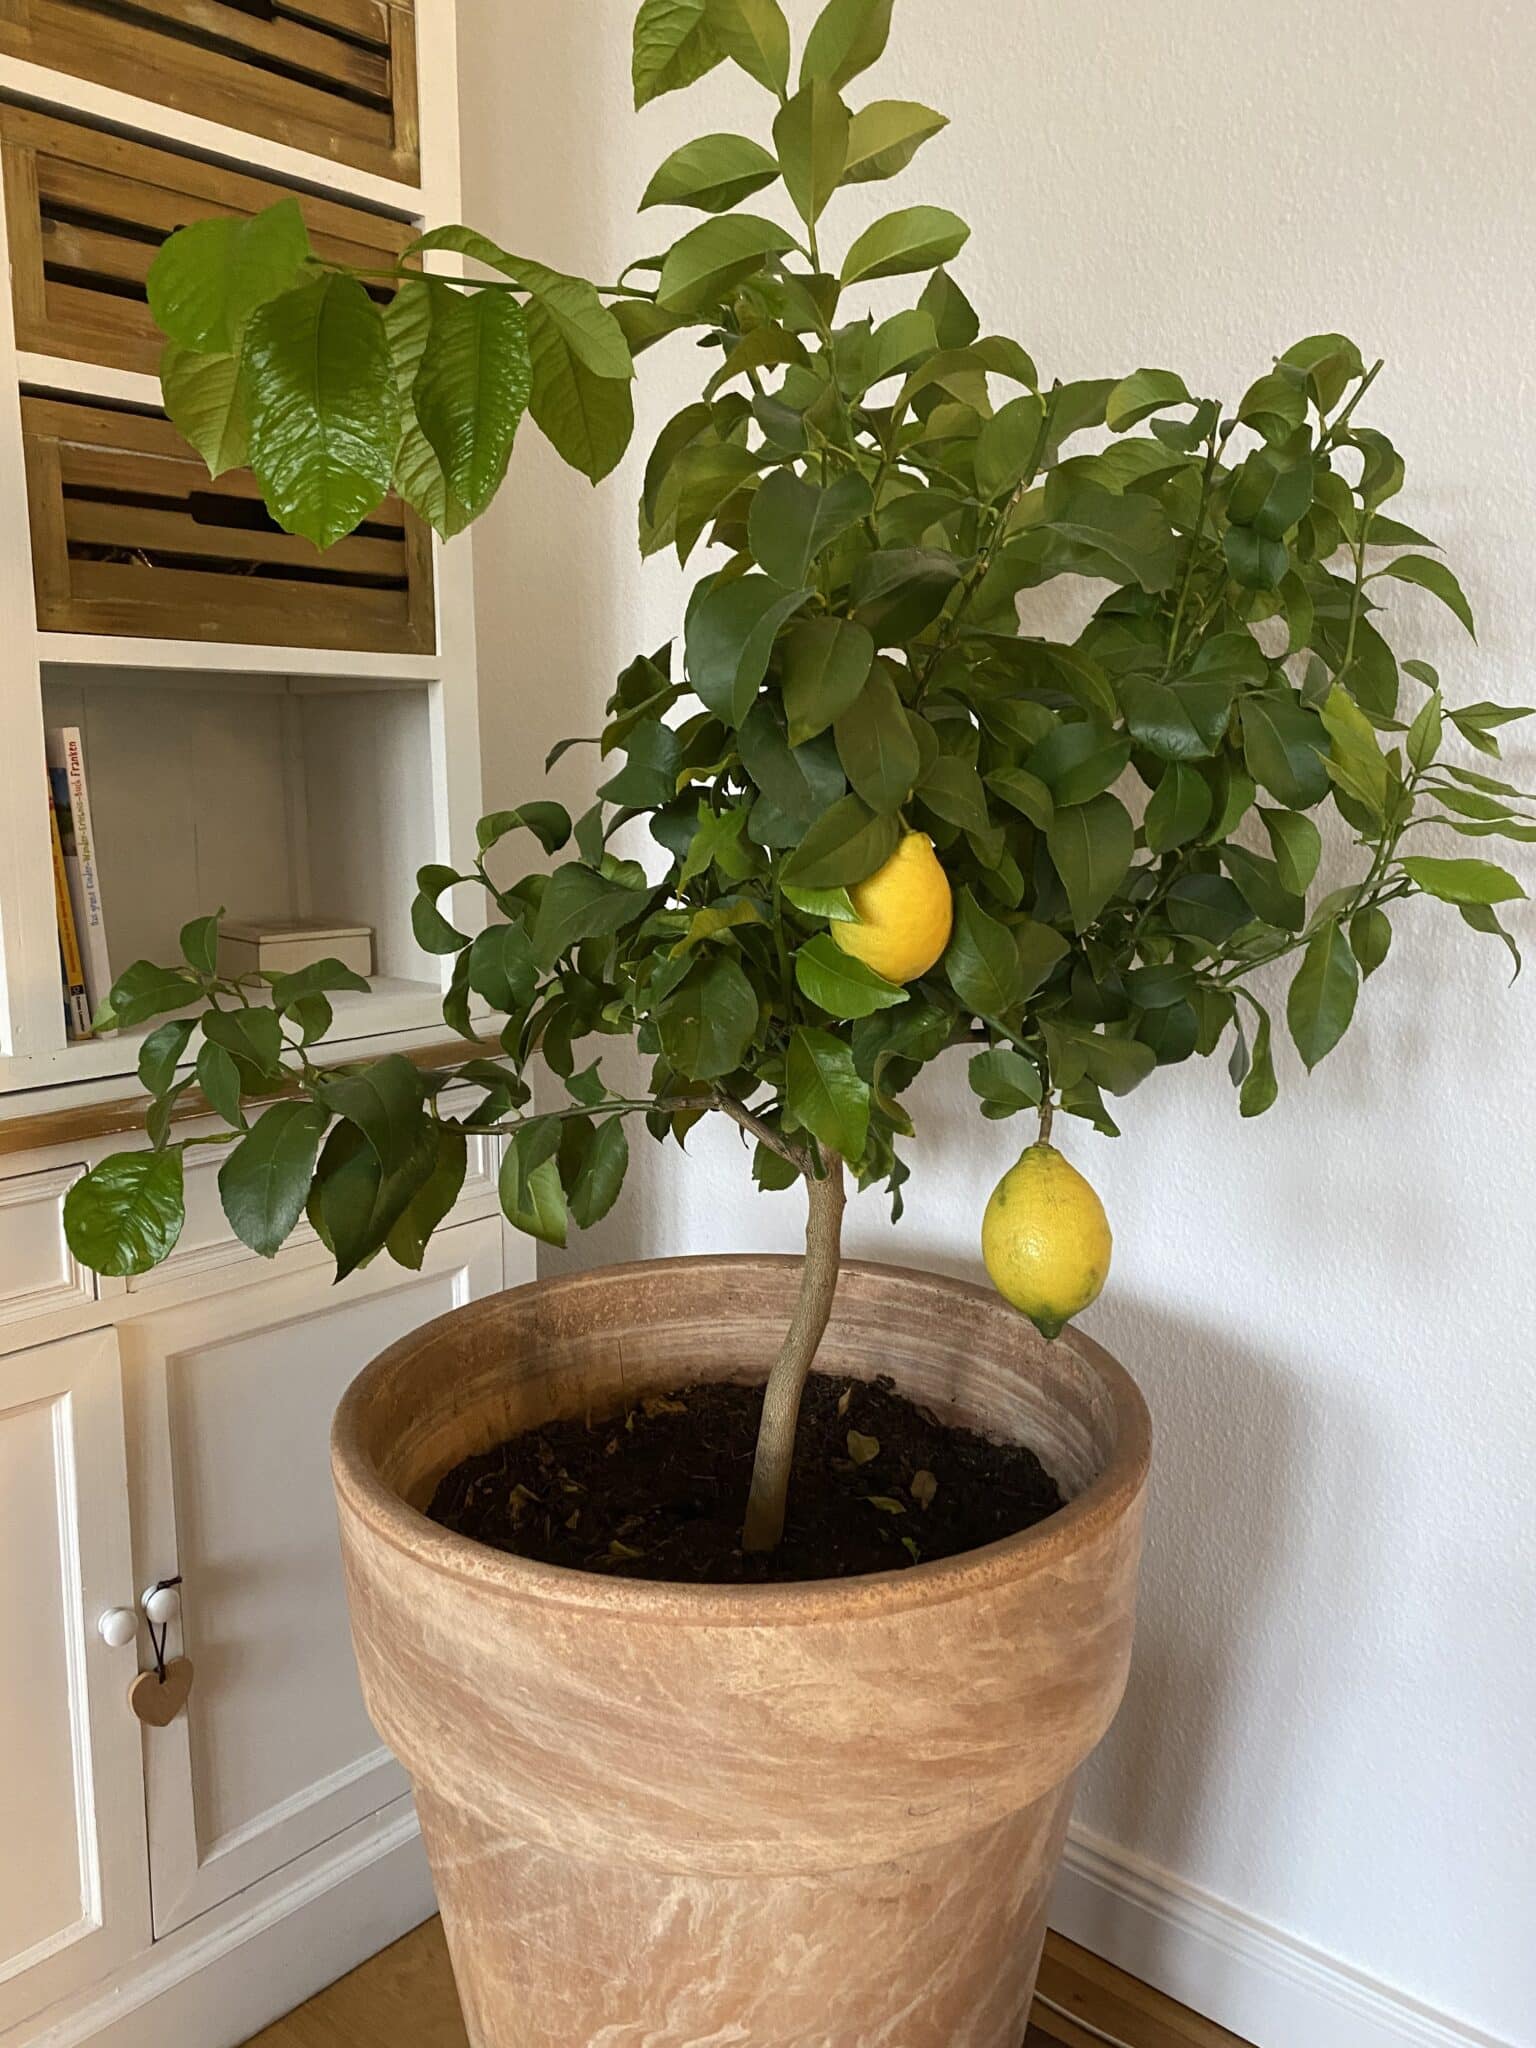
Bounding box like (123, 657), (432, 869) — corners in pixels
(0, 1165), (96, 1326)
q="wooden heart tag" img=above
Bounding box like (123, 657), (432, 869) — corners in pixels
(129, 1657), (193, 1727)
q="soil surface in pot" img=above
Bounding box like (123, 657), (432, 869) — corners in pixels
(426, 1372), (1065, 1583)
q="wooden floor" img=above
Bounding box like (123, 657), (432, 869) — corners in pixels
(244, 1917), (1253, 2048)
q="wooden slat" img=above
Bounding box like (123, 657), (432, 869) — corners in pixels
(59, 561), (415, 651)
(64, 502), (407, 579)
(0, 1040), (466, 1160)
(1035, 1934), (1256, 2048)
(0, 0), (420, 183)
(118, 0), (392, 100)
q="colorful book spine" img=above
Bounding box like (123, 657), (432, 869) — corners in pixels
(47, 773), (91, 1040)
(46, 727), (111, 1027)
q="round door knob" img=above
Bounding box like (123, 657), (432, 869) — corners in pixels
(98, 1607), (138, 1649)
(142, 1582), (180, 1626)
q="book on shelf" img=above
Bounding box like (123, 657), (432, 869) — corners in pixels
(47, 772), (91, 1040)
(45, 725), (112, 1036)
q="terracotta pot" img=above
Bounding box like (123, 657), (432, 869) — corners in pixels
(331, 1256), (1150, 2048)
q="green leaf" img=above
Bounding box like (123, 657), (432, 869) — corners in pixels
(243, 274), (397, 548)
(1401, 856), (1525, 906)
(525, 300), (633, 484)
(657, 953), (759, 1078)
(414, 285), (532, 517)
(850, 546), (962, 641)
(708, 0), (791, 93)
(407, 239), (633, 380)
(1241, 695), (1330, 810)
(318, 1055), (426, 1171)
(1459, 900), (1523, 978)
(944, 888), (1023, 1017)
(138, 1018), (196, 1096)
(844, 99), (948, 183)
(1144, 762), (1213, 852)
(412, 863), (470, 954)
(786, 1027), (870, 1160)
(1105, 367), (1192, 432)
(985, 765), (1054, 831)
(1120, 675), (1233, 761)
(967, 1047), (1042, 1114)
(466, 922), (538, 1013)
(1260, 809), (1323, 895)
(532, 863), (650, 966)
(568, 1117), (630, 1229)
(783, 882), (860, 923)
(974, 392), (1046, 500)
(200, 1007), (285, 1088)
(499, 1123), (568, 1248)
(270, 958), (371, 1007)
(781, 616), (875, 744)
(599, 718), (682, 808)
(633, 0), (723, 106)
(1349, 906), (1393, 978)
(795, 932), (906, 1017)
(196, 1040), (247, 1128)
(656, 214), (798, 313)
(100, 960), (199, 1031)
(748, 468), (872, 587)
(801, 0), (893, 89)
(1224, 524), (1289, 591)
(1319, 683), (1390, 818)
(1375, 553), (1476, 638)
(147, 197), (310, 355)
(1047, 793), (1135, 931)
(160, 341), (248, 477)
(1407, 691), (1444, 772)
(179, 911), (221, 976)
(1287, 924), (1359, 1071)
(774, 79), (849, 226)
(64, 1149), (185, 1278)
(478, 802), (572, 854)
(1045, 483), (1178, 592)
(1239, 1003), (1279, 1117)
(916, 754), (990, 832)
(842, 207), (971, 285)
(686, 572), (811, 725)
(1222, 846), (1304, 933)
(218, 1100), (330, 1258)
(385, 1125), (468, 1270)
(640, 132), (779, 212)
(1030, 724), (1131, 808)
(782, 794), (901, 888)
(834, 663), (920, 813)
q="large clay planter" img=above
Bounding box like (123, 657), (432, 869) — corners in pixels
(331, 1256), (1151, 2047)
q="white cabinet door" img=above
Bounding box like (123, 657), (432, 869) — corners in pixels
(0, 1330), (149, 2032)
(117, 1220), (503, 1936)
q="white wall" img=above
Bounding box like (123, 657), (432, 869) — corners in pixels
(459, 7), (1536, 2045)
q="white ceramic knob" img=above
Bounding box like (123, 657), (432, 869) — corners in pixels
(98, 1607), (138, 1649)
(142, 1583), (180, 1626)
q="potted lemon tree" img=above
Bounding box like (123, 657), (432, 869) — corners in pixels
(64, 1), (1531, 2036)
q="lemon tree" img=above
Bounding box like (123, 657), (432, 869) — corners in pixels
(66, 0), (1534, 1551)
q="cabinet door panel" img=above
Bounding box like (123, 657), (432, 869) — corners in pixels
(0, 1330), (148, 2032)
(119, 1220), (502, 1936)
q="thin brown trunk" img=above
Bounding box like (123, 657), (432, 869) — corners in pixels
(742, 1156), (845, 1553)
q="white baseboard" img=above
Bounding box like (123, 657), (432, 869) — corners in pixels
(1050, 1824), (1519, 2048)
(7, 1802), (434, 2048)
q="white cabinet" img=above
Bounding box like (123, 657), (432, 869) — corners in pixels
(117, 1220), (502, 1936)
(0, 1330), (149, 2033)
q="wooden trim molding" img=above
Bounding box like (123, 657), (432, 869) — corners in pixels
(0, 1040), (471, 1160)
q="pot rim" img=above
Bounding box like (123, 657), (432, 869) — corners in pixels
(331, 1254), (1151, 1626)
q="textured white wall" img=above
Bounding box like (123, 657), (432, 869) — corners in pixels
(459, 5), (1536, 2041)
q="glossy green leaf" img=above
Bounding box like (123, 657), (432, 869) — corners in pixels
(1241, 695), (1330, 810)
(98, 961), (199, 1031)
(147, 197), (310, 355)
(748, 468), (872, 587)
(1144, 762), (1213, 851)
(773, 79), (849, 226)
(386, 1125), (468, 1270)
(842, 206), (970, 285)
(160, 341), (248, 476)
(568, 1117), (630, 1228)
(844, 99), (948, 183)
(658, 953), (759, 1077)
(1239, 1003), (1279, 1116)
(782, 794), (901, 887)
(414, 285), (532, 515)
(780, 616), (875, 744)
(1047, 793), (1135, 931)
(656, 215), (797, 313)
(633, 0), (723, 107)
(834, 663), (920, 813)
(686, 572), (812, 725)
(795, 933), (907, 1017)
(801, 0), (893, 89)
(974, 392), (1046, 500)
(1375, 553), (1476, 638)
(708, 0), (791, 93)
(64, 1149), (185, 1278)
(218, 1101), (330, 1259)
(1287, 924), (1359, 1070)
(1350, 906), (1393, 977)
(138, 1019), (196, 1097)
(525, 299), (634, 483)
(944, 888), (1023, 1017)
(532, 863), (651, 965)
(968, 1047), (1042, 1113)
(640, 132), (779, 212)
(243, 275), (397, 548)
(1260, 808), (1323, 895)
(1105, 367), (1192, 432)
(196, 1040), (246, 1128)
(1401, 856), (1525, 905)
(786, 1026), (870, 1160)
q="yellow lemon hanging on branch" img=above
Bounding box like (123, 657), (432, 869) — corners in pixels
(832, 832), (953, 985)
(982, 1142), (1112, 1341)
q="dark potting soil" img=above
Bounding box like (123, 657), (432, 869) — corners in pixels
(426, 1373), (1066, 1585)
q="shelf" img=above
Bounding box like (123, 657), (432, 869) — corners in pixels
(36, 632), (445, 684)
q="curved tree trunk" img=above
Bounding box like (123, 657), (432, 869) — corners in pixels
(742, 1156), (846, 1553)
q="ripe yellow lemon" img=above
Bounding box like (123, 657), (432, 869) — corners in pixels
(982, 1143), (1112, 1341)
(832, 832), (953, 984)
